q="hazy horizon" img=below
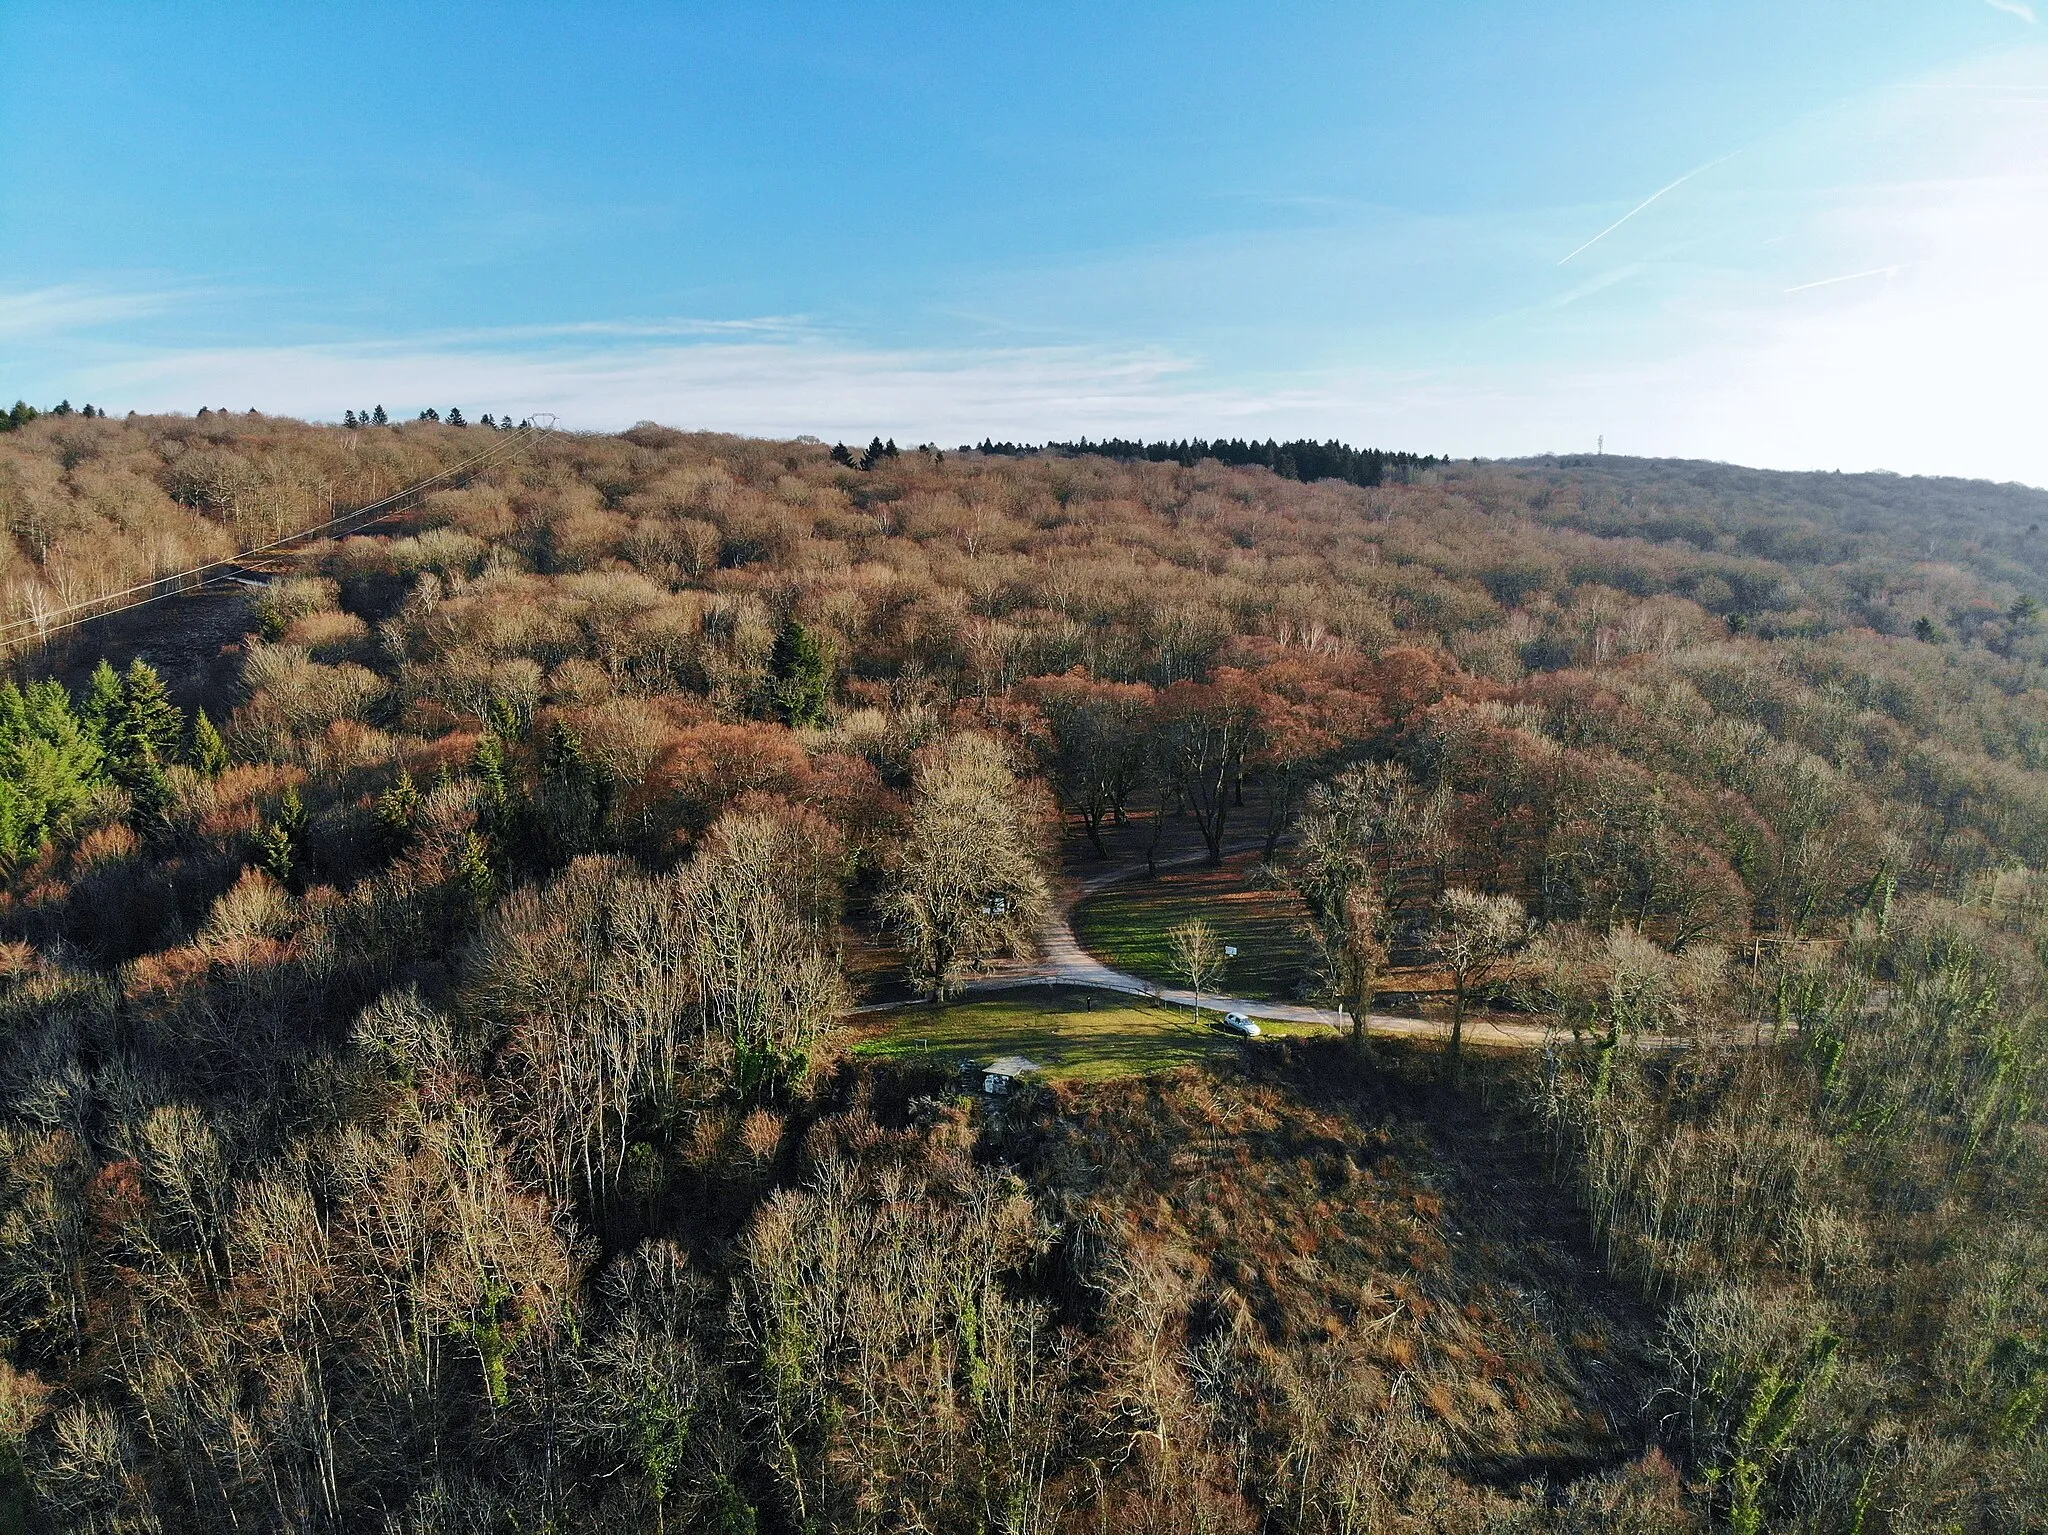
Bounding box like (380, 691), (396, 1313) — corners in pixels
(6, 2), (2047, 485)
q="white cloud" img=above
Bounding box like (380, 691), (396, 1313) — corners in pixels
(1986, 0), (2036, 24)
(0, 284), (181, 338)
(83, 334), (1219, 442)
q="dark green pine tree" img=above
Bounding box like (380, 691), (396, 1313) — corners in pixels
(456, 830), (499, 916)
(473, 731), (512, 831)
(372, 404), (388, 425)
(447, 407), (467, 427)
(344, 410), (359, 429)
(376, 766), (423, 854)
(111, 659), (184, 782)
(536, 723), (606, 864)
(253, 784), (308, 886)
(125, 752), (174, 839)
(80, 660), (125, 747)
(486, 695), (524, 741)
(188, 709), (229, 776)
(0, 679), (108, 866)
(769, 619), (833, 728)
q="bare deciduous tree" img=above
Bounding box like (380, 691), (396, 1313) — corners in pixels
(1168, 917), (1227, 1027)
(882, 732), (1050, 999)
(1427, 888), (1529, 1080)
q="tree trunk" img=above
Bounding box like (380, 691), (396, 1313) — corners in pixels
(1084, 805), (1107, 858)
(1351, 961), (1376, 1056)
(1446, 988), (1465, 1082)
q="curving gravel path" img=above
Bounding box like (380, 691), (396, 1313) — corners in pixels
(949, 844), (1559, 1052)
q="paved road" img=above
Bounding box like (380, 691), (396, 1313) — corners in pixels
(914, 842), (1557, 1052)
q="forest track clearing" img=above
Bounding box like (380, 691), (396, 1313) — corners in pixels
(853, 840), (1563, 1064)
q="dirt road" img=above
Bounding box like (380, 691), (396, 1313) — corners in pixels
(958, 844), (1558, 1052)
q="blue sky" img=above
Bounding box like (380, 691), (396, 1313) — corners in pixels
(5, 2), (2047, 480)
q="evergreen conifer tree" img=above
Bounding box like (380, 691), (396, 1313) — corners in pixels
(769, 619), (833, 728)
(80, 660), (124, 747)
(253, 818), (294, 885)
(485, 695), (524, 741)
(112, 659), (183, 781)
(125, 752), (173, 838)
(188, 709), (229, 776)
(344, 410), (359, 429)
(457, 829), (498, 914)
(376, 766), (422, 854)
(254, 785), (307, 886)
(0, 679), (106, 864)
(371, 404), (388, 425)
(473, 732), (511, 829)
(447, 407), (467, 427)
(537, 722), (606, 862)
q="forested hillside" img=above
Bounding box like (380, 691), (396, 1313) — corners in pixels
(1, 409), (2046, 1533)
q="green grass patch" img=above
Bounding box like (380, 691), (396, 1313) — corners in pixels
(1071, 855), (1321, 1002)
(848, 985), (1333, 1083)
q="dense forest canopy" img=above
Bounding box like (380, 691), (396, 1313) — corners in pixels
(0, 408), (2046, 1532)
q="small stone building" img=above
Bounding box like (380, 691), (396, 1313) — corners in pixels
(981, 1055), (1041, 1095)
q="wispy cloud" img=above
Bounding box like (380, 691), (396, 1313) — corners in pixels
(1784, 264), (1907, 293)
(1558, 151), (1741, 264)
(0, 284), (185, 338)
(1986, 0), (2036, 24)
(1540, 263), (1645, 312)
(403, 316), (820, 346)
(81, 333), (1227, 440)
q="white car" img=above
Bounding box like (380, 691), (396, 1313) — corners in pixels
(1220, 1011), (1261, 1038)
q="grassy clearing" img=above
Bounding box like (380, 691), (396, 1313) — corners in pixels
(847, 985), (1335, 1083)
(1072, 854), (1321, 1001)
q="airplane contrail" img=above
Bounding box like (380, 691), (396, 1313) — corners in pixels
(1784, 265), (1905, 293)
(1558, 151), (1740, 265)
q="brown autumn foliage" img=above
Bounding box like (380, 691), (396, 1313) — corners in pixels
(0, 412), (2045, 1529)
